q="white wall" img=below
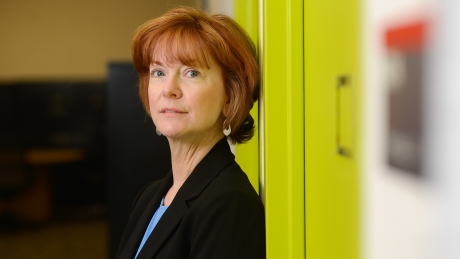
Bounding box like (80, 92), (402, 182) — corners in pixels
(424, 0), (460, 258)
(201, 0), (234, 16)
(362, 0), (439, 258)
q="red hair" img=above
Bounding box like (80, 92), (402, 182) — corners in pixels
(131, 7), (259, 144)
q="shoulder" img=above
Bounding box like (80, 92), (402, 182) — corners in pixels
(185, 162), (266, 258)
(195, 162), (263, 214)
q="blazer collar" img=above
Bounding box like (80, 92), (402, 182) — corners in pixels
(136, 137), (234, 259)
(176, 137), (235, 202)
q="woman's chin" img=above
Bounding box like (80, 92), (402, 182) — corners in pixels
(159, 130), (182, 138)
(161, 130), (219, 143)
(159, 127), (193, 139)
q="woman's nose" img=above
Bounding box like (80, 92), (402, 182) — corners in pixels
(162, 76), (182, 98)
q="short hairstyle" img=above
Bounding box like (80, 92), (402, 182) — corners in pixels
(131, 7), (259, 144)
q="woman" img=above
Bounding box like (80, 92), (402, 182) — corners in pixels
(116, 7), (265, 259)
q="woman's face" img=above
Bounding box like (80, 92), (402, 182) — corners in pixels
(148, 56), (228, 142)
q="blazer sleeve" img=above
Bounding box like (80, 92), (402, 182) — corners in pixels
(189, 189), (266, 259)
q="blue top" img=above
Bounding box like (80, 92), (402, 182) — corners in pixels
(135, 197), (168, 258)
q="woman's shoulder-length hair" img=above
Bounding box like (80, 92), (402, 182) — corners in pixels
(131, 6), (259, 144)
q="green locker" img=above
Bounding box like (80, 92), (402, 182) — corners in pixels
(234, 0), (361, 258)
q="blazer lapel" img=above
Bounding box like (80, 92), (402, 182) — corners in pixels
(136, 196), (189, 259)
(119, 173), (173, 259)
(136, 138), (235, 259)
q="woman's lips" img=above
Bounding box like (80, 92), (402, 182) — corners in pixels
(160, 108), (187, 113)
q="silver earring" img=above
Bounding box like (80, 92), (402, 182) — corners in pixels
(223, 120), (231, 136)
(156, 128), (162, 136)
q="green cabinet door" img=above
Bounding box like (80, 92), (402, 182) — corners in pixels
(304, 0), (361, 258)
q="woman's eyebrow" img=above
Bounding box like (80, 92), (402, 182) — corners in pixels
(151, 60), (164, 66)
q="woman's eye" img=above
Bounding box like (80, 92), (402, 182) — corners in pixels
(187, 70), (200, 77)
(151, 70), (165, 77)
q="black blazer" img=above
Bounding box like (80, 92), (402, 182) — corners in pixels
(116, 138), (266, 259)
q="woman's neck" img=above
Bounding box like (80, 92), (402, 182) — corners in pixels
(163, 132), (224, 205)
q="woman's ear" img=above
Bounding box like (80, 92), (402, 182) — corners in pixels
(222, 96), (231, 117)
(222, 103), (230, 118)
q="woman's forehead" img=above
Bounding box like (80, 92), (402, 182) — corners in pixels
(150, 50), (213, 69)
(149, 31), (215, 69)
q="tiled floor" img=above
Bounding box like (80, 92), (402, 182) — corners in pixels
(0, 219), (107, 259)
